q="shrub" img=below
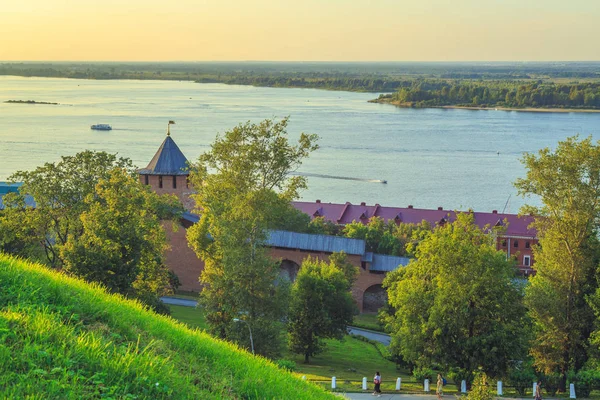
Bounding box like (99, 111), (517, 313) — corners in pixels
(275, 359), (297, 372)
(541, 373), (561, 396)
(467, 373), (494, 400)
(413, 366), (434, 384)
(569, 369), (600, 398)
(507, 363), (536, 396)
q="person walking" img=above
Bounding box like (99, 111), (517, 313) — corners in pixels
(436, 373), (443, 400)
(372, 371), (382, 397)
(535, 381), (542, 400)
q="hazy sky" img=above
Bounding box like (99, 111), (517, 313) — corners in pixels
(1, 0), (599, 61)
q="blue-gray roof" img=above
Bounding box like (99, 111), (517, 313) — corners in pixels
(267, 230), (366, 255)
(370, 254), (411, 272)
(0, 182), (22, 195)
(138, 135), (189, 176)
(0, 194), (35, 210)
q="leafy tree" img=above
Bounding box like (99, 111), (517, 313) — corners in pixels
(187, 118), (318, 357)
(61, 169), (181, 311)
(383, 213), (529, 382)
(515, 136), (600, 389)
(8, 151), (135, 267)
(287, 255), (356, 363)
(307, 216), (341, 236)
(0, 193), (42, 259)
(4, 151), (183, 310)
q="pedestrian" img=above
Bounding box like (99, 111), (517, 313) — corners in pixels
(436, 373), (443, 400)
(372, 371), (382, 397)
(535, 381), (542, 400)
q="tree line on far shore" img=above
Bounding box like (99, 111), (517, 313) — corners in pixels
(379, 80), (600, 109)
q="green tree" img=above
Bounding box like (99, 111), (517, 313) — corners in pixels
(383, 213), (528, 382)
(61, 169), (181, 311)
(287, 255), (356, 363)
(4, 151), (183, 310)
(187, 117), (318, 357)
(515, 136), (600, 389)
(8, 151), (135, 267)
(0, 193), (42, 259)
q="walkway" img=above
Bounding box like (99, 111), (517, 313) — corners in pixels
(343, 394), (438, 400)
(160, 297), (392, 345)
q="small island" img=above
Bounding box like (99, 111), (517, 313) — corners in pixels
(5, 100), (60, 105)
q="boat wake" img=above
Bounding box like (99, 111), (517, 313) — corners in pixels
(291, 172), (387, 184)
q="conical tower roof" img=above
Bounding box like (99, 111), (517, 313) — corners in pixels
(139, 135), (189, 176)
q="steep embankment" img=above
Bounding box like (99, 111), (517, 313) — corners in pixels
(0, 254), (334, 399)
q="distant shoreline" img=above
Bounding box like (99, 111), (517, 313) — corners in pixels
(369, 99), (600, 113)
(5, 100), (60, 105)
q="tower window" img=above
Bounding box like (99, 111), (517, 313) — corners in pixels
(144, 175), (149, 185)
(173, 176), (177, 189)
(186, 176), (189, 189)
(159, 175), (163, 189)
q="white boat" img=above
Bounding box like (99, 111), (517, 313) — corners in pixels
(91, 124), (112, 131)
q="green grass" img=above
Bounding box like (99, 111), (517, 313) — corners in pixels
(352, 313), (384, 332)
(168, 305), (208, 331)
(0, 254), (335, 399)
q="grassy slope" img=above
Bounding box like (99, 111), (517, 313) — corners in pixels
(0, 254), (335, 399)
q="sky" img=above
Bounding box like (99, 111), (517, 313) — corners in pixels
(1, 0), (599, 62)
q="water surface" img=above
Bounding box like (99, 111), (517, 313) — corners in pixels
(1, 76), (599, 212)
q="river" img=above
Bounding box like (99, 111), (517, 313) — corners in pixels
(1, 76), (599, 212)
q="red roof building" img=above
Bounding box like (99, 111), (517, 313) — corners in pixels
(292, 200), (537, 275)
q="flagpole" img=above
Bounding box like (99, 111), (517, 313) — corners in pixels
(167, 120), (175, 136)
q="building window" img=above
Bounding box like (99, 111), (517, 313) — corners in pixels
(501, 240), (507, 247)
(513, 240), (519, 248)
(144, 175), (148, 185)
(186, 176), (189, 189)
(525, 241), (530, 249)
(524, 255), (531, 266)
(173, 176), (177, 189)
(158, 175), (163, 189)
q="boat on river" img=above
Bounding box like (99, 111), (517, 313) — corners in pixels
(90, 124), (112, 131)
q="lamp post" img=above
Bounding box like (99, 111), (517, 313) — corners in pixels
(233, 318), (254, 355)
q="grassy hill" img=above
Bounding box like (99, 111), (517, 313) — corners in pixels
(0, 254), (335, 399)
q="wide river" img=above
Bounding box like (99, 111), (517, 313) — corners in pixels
(1, 76), (599, 212)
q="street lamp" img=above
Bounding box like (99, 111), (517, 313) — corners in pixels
(233, 318), (254, 355)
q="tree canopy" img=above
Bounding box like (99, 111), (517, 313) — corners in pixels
(287, 254), (357, 363)
(2, 151), (183, 310)
(187, 118), (318, 357)
(383, 213), (529, 381)
(515, 136), (600, 388)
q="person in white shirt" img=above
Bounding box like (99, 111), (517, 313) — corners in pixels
(372, 372), (382, 396)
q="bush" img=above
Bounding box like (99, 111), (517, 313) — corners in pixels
(570, 369), (600, 398)
(541, 373), (561, 396)
(275, 359), (297, 372)
(467, 373), (494, 400)
(507, 363), (536, 396)
(413, 366), (435, 384)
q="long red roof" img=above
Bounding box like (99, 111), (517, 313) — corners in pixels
(292, 200), (537, 238)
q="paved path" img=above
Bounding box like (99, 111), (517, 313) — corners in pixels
(347, 327), (391, 345)
(342, 393), (439, 400)
(161, 296), (198, 307)
(160, 297), (392, 345)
